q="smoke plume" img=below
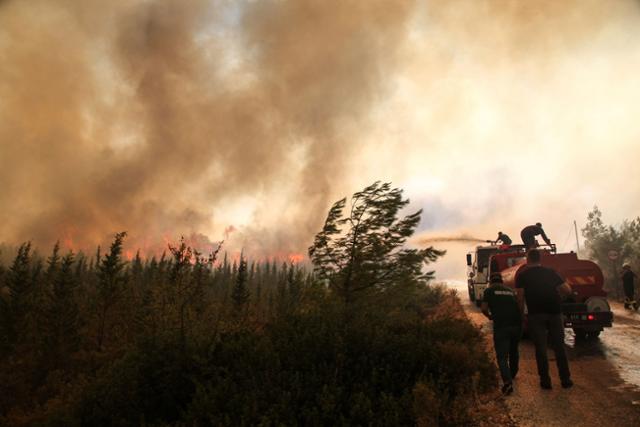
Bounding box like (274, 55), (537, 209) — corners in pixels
(0, 0), (414, 255)
(2, 0), (640, 279)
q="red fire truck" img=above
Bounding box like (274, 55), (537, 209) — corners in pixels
(468, 244), (613, 339)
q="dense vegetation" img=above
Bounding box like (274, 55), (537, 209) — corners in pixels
(0, 183), (495, 426)
(582, 206), (640, 299)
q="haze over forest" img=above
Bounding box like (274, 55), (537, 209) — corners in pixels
(2, 0), (640, 279)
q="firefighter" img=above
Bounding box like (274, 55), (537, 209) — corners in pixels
(496, 231), (512, 246)
(516, 249), (573, 389)
(621, 264), (638, 311)
(482, 273), (521, 395)
(520, 223), (551, 249)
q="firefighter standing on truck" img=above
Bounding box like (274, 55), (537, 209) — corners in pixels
(520, 223), (551, 249)
(622, 264), (638, 311)
(496, 231), (512, 246)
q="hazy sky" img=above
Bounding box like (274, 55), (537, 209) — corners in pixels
(1, 0), (639, 278)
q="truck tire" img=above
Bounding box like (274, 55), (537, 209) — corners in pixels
(587, 330), (601, 339)
(475, 299), (482, 308)
(468, 286), (475, 302)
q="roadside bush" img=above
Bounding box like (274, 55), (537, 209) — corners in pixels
(48, 285), (493, 427)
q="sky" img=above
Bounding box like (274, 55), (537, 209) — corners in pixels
(1, 0), (639, 279)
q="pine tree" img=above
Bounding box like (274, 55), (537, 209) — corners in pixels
(275, 263), (288, 316)
(96, 232), (127, 350)
(231, 255), (250, 313)
(46, 241), (61, 279)
(46, 252), (80, 365)
(5, 242), (33, 345)
(287, 263), (303, 307)
(131, 250), (143, 281)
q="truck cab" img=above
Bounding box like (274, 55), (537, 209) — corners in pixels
(466, 244), (501, 306)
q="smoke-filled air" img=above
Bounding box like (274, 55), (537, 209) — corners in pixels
(2, 0), (640, 278)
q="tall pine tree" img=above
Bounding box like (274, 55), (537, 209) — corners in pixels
(232, 254), (250, 314)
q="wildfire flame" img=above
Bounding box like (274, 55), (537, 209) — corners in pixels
(288, 253), (305, 264)
(54, 229), (306, 266)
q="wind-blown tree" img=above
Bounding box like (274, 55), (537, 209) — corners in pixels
(309, 181), (445, 306)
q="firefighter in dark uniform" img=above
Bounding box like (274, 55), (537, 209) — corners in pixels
(622, 264), (638, 311)
(496, 231), (512, 246)
(482, 273), (522, 395)
(520, 223), (551, 249)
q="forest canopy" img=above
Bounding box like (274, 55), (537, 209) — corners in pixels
(0, 183), (494, 426)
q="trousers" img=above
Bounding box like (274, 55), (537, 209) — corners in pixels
(528, 313), (571, 382)
(493, 325), (521, 384)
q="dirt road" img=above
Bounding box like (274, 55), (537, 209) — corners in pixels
(451, 282), (640, 426)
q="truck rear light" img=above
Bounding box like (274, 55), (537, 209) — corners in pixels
(587, 314), (595, 320)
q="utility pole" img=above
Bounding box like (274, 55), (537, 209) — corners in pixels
(574, 220), (580, 253)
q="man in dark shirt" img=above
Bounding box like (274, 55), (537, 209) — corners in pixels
(496, 231), (512, 246)
(520, 223), (551, 249)
(516, 249), (573, 389)
(622, 264), (638, 310)
(482, 273), (522, 395)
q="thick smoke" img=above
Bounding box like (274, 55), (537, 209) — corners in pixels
(0, 0), (414, 255)
(357, 0), (640, 279)
(2, 0), (640, 277)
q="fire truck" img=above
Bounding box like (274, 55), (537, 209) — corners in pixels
(467, 243), (613, 339)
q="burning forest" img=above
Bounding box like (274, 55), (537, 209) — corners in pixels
(0, 182), (496, 425)
(3, 0), (640, 425)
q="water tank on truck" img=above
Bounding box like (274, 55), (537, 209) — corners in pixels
(497, 247), (613, 339)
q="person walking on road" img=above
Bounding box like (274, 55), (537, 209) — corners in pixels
(482, 273), (522, 395)
(520, 223), (551, 249)
(516, 249), (573, 389)
(496, 231), (513, 246)
(622, 264), (638, 311)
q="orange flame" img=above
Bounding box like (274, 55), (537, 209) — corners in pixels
(288, 253), (305, 264)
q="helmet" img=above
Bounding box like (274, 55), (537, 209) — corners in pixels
(622, 263), (631, 269)
(536, 222), (542, 227)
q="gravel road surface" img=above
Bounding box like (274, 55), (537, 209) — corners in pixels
(449, 281), (640, 426)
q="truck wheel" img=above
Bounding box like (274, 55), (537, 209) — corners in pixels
(475, 300), (482, 308)
(588, 331), (601, 339)
(468, 286), (475, 302)
(573, 329), (587, 340)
